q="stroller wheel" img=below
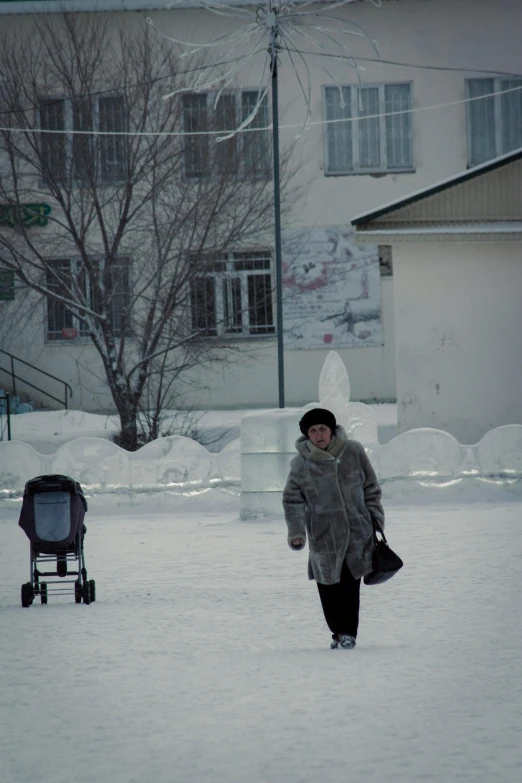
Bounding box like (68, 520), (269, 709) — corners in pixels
(88, 579), (96, 603)
(82, 580), (91, 605)
(21, 582), (34, 608)
(40, 583), (48, 605)
(74, 580), (82, 604)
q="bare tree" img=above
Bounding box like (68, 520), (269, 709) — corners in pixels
(0, 13), (295, 449)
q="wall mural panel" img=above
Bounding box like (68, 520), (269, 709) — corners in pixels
(282, 226), (383, 350)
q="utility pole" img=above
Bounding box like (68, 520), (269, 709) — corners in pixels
(268, 11), (285, 408)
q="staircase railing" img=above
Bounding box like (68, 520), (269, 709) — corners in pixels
(0, 392), (11, 440)
(0, 349), (73, 409)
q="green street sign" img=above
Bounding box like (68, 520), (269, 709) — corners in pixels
(0, 203), (52, 227)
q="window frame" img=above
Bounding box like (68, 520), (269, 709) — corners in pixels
(190, 250), (275, 339)
(38, 94), (127, 186)
(322, 82), (415, 176)
(182, 89), (271, 180)
(44, 257), (132, 343)
(378, 245), (393, 278)
(465, 77), (522, 167)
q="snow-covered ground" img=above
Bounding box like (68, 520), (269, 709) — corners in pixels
(1, 489), (521, 783)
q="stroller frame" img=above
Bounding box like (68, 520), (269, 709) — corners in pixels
(22, 530), (95, 606)
(19, 473), (96, 607)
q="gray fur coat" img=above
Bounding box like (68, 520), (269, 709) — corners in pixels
(282, 426), (385, 585)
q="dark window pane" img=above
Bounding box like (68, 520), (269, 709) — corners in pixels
(99, 96), (127, 182)
(325, 86), (352, 173)
(215, 94), (237, 173)
(248, 273), (274, 334)
(75, 263), (90, 336)
(183, 94), (209, 178)
(358, 87), (380, 169)
(46, 261), (74, 340)
(191, 277), (216, 335)
(467, 79), (496, 166)
(242, 92), (270, 176)
(0, 271), (15, 301)
(378, 245), (393, 277)
(72, 99), (94, 181)
(40, 100), (66, 180)
(190, 253), (226, 274)
(223, 276), (242, 332)
(500, 79), (522, 154)
(233, 252), (271, 271)
(107, 261), (131, 337)
(385, 84), (412, 169)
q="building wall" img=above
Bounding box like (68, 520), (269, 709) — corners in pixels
(183, 275), (396, 408)
(0, 276), (395, 410)
(393, 241), (522, 444)
(2, 0), (522, 411)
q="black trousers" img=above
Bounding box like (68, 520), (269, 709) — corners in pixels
(316, 560), (361, 638)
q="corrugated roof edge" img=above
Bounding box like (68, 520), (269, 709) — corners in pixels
(351, 147), (522, 227)
(0, 0), (338, 15)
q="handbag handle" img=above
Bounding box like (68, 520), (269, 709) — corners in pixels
(371, 517), (388, 545)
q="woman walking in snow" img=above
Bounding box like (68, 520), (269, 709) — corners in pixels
(282, 408), (385, 650)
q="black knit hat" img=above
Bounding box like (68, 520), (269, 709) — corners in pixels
(299, 408), (337, 437)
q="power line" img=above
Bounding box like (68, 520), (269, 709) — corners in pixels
(1, 44), (520, 119)
(286, 49), (522, 79)
(0, 83), (520, 138)
(0, 53), (257, 119)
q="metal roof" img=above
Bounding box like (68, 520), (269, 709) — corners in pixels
(351, 147), (522, 227)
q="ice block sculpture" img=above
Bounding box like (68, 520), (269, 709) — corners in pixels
(476, 425), (522, 480)
(319, 351), (379, 463)
(240, 351), (379, 519)
(52, 437), (130, 491)
(379, 428), (463, 485)
(0, 441), (52, 498)
(240, 408), (304, 519)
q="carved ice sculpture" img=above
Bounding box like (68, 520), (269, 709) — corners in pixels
(318, 351), (379, 457)
(239, 351), (381, 518)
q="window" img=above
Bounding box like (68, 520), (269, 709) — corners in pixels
(0, 270), (15, 301)
(45, 258), (131, 341)
(182, 91), (270, 178)
(46, 260), (87, 341)
(378, 245), (393, 277)
(466, 78), (522, 167)
(190, 251), (274, 337)
(105, 261), (131, 337)
(40, 96), (126, 183)
(324, 83), (413, 175)
(183, 93), (209, 179)
(241, 91), (270, 177)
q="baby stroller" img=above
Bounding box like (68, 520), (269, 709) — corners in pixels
(18, 474), (95, 607)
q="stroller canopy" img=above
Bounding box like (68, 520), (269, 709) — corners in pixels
(19, 474), (87, 548)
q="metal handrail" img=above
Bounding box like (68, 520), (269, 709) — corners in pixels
(0, 392), (11, 440)
(0, 349), (73, 409)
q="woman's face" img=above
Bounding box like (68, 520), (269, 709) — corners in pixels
(308, 424), (332, 449)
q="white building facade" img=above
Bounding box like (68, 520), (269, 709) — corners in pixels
(0, 0), (521, 414)
(353, 151), (522, 444)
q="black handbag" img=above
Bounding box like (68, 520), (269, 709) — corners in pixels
(363, 519), (403, 585)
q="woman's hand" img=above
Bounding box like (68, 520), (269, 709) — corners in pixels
(291, 537), (305, 548)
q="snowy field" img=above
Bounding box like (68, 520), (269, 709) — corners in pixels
(1, 489), (521, 783)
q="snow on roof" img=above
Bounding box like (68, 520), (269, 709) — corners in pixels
(352, 147), (522, 227)
(355, 221), (522, 236)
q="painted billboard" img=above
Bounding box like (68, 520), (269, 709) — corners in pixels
(281, 226), (383, 350)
